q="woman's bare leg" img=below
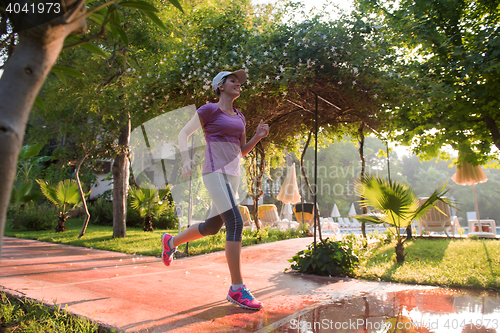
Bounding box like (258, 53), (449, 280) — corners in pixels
(172, 223), (204, 247)
(172, 225), (244, 285)
(225, 240), (243, 285)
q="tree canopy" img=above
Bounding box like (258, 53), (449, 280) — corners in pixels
(356, 0), (500, 165)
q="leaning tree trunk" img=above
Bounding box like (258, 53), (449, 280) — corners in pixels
(77, 153), (91, 238)
(113, 115), (131, 238)
(0, 0), (87, 257)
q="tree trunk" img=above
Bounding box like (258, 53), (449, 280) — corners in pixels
(113, 115), (131, 238)
(143, 215), (154, 232)
(484, 114), (500, 152)
(0, 0), (87, 257)
(55, 212), (68, 232)
(358, 124), (367, 240)
(395, 241), (405, 263)
(77, 153), (91, 238)
(406, 224), (413, 239)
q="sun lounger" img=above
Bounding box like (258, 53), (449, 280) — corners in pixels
(418, 197), (458, 237)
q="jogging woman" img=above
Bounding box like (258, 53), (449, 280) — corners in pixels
(161, 69), (269, 310)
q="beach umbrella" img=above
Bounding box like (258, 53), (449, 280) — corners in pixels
(451, 155), (487, 220)
(330, 204), (341, 223)
(348, 203), (358, 223)
(282, 203), (293, 221)
(277, 163), (301, 218)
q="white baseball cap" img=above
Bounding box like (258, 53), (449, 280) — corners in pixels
(212, 69), (247, 92)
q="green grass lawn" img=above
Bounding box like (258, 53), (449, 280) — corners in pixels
(0, 292), (115, 333)
(356, 237), (500, 291)
(4, 217), (307, 257)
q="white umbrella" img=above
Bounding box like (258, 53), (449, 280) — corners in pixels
(277, 163), (301, 219)
(277, 163), (301, 204)
(330, 203), (341, 223)
(348, 203), (358, 224)
(283, 203), (293, 221)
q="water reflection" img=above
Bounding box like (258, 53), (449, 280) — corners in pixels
(276, 289), (500, 333)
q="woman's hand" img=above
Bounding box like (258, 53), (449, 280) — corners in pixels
(241, 120), (270, 157)
(182, 159), (197, 179)
(255, 120), (270, 139)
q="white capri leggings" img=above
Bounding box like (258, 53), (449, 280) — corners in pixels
(198, 172), (243, 242)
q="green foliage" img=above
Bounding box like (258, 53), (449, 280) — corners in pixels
(35, 162), (75, 185)
(9, 179), (45, 209)
(89, 197), (177, 230)
(36, 179), (82, 215)
(88, 198), (114, 226)
(129, 185), (170, 219)
(357, 0), (500, 163)
(128, 184), (174, 231)
(16, 143), (50, 182)
(9, 144), (49, 210)
(7, 203), (58, 231)
(61, 0), (184, 56)
(355, 174), (450, 231)
(354, 174), (451, 262)
(288, 238), (360, 277)
(251, 225), (307, 243)
(36, 179), (83, 232)
(154, 206), (177, 229)
(127, 198), (177, 230)
(126, 200), (145, 227)
(0, 292), (110, 333)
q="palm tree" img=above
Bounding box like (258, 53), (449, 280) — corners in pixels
(129, 185), (170, 232)
(354, 174), (450, 263)
(36, 179), (82, 232)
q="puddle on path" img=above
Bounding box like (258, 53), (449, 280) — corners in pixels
(275, 288), (500, 332)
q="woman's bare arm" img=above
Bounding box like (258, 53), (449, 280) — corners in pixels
(178, 113), (203, 177)
(241, 120), (269, 157)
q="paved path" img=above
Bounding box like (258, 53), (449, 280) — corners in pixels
(2, 236), (497, 332)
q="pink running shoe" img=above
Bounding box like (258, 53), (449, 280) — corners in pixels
(227, 285), (263, 310)
(161, 233), (177, 266)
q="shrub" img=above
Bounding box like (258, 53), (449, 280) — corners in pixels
(88, 197), (177, 230)
(153, 207), (177, 230)
(244, 226), (308, 244)
(126, 196), (177, 229)
(267, 227), (307, 240)
(126, 202), (144, 227)
(8, 203), (58, 231)
(288, 238), (360, 277)
(88, 198), (114, 226)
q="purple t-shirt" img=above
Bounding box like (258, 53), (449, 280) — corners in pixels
(197, 103), (246, 176)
